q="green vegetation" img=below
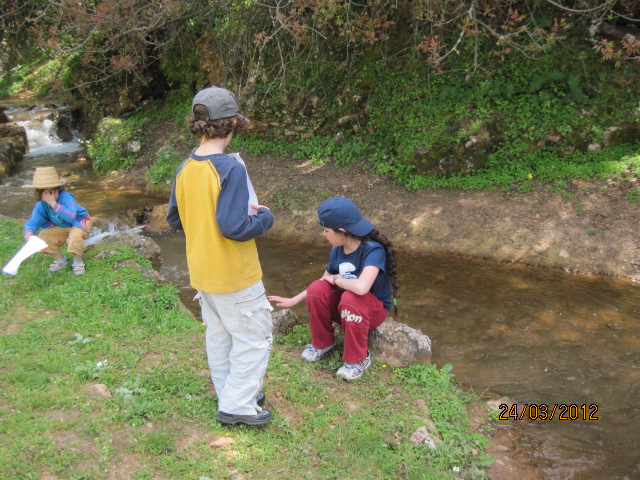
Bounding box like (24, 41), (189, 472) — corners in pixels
(87, 116), (147, 174)
(0, 217), (494, 479)
(146, 146), (183, 185)
(626, 187), (640, 202)
(0, 56), (56, 98)
(2, 2), (638, 192)
(131, 32), (638, 194)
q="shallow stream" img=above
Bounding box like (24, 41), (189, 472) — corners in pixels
(2, 101), (639, 479)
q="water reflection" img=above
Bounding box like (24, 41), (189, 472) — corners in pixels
(401, 254), (639, 479)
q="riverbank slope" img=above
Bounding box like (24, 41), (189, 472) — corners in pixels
(131, 146), (639, 283)
(253, 154), (640, 282)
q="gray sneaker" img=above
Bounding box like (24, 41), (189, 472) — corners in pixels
(216, 409), (273, 426)
(336, 351), (372, 381)
(301, 341), (336, 362)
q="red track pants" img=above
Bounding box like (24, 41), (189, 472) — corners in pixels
(306, 279), (388, 364)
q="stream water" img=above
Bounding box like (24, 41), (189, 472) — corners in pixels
(2, 101), (639, 479)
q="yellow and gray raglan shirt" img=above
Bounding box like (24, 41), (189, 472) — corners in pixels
(166, 152), (274, 294)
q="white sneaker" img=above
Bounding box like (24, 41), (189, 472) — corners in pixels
(301, 341), (336, 362)
(336, 351), (372, 381)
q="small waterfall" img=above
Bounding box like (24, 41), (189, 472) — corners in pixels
(21, 117), (64, 152)
(9, 103), (83, 156)
(86, 224), (145, 246)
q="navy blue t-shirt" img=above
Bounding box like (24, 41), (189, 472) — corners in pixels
(326, 239), (392, 311)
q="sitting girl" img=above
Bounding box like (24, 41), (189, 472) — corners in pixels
(268, 196), (398, 380)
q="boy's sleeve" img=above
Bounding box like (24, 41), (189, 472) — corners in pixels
(216, 161), (274, 241)
(166, 181), (183, 230)
(166, 160), (187, 230)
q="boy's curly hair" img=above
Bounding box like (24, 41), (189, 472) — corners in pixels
(187, 105), (249, 140)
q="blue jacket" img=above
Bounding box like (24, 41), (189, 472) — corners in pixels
(24, 190), (91, 236)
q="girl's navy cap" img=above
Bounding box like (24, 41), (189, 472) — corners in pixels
(317, 197), (374, 236)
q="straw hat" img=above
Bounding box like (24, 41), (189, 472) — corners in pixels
(22, 167), (66, 189)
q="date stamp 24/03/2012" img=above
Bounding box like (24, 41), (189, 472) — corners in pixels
(498, 404), (599, 421)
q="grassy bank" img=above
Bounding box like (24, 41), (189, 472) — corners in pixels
(0, 217), (493, 479)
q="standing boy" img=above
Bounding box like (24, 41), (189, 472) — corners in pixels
(167, 86), (275, 426)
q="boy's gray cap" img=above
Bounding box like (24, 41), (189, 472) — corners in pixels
(192, 86), (249, 122)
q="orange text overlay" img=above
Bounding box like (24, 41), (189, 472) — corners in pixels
(498, 404), (599, 421)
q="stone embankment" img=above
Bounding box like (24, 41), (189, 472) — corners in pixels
(0, 106), (27, 178)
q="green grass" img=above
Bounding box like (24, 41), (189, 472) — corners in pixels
(626, 187), (640, 202)
(0, 218), (493, 479)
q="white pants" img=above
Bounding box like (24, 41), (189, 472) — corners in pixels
(198, 280), (273, 415)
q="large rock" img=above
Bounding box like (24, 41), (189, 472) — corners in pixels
(90, 232), (162, 270)
(144, 203), (172, 233)
(271, 308), (432, 367)
(272, 309), (305, 335)
(0, 116), (28, 178)
(369, 319), (432, 367)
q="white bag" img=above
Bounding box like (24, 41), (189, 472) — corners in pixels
(2, 236), (48, 275)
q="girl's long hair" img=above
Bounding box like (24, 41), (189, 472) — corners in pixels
(344, 228), (399, 320)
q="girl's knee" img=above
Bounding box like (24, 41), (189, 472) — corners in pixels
(339, 290), (359, 305)
(338, 291), (366, 316)
(307, 279), (332, 297)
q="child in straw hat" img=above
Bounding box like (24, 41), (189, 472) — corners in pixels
(22, 166), (92, 275)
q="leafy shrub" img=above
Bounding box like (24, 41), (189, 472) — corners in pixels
(22, 59), (63, 97)
(293, 136), (337, 164)
(146, 147), (182, 184)
(87, 117), (144, 174)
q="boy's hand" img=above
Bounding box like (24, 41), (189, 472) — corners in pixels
(24, 232), (33, 242)
(252, 204), (270, 211)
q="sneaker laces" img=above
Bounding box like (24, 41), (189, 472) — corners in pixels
(343, 352), (371, 373)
